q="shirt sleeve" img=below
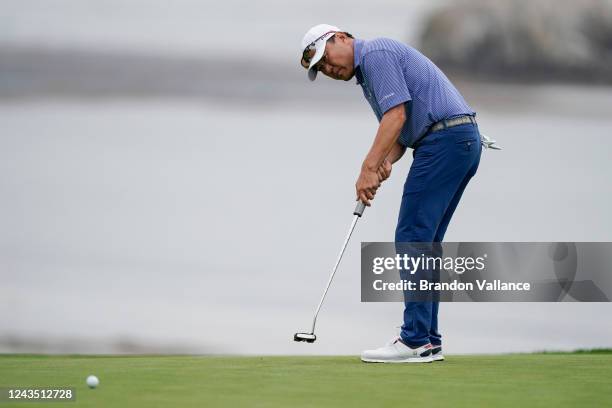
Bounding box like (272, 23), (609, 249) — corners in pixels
(362, 50), (411, 115)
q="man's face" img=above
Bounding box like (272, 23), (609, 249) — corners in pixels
(302, 33), (355, 81)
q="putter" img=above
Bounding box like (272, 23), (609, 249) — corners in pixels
(294, 201), (366, 343)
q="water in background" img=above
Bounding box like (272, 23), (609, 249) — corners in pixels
(1, 0), (612, 355)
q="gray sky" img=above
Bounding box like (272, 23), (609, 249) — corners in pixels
(1, 0), (445, 58)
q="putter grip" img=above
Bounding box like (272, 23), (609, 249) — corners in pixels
(353, 201), (366, 217)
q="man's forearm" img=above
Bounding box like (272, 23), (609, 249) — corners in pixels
(362, 104), (405, 171)
(386, 142), (407, 164)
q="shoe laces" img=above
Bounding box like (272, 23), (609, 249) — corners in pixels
(385, 326), (403, 346)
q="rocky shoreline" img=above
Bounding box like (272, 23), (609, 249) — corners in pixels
(420, 0), (612, 83)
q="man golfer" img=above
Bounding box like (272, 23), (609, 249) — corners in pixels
(300, 24), (483, 363)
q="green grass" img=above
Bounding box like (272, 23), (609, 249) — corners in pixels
(1, 353), (611, 407)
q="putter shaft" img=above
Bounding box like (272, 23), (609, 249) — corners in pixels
(308, 202), (365, 334)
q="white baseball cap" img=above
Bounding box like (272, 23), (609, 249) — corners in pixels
(300, 24), (341, 81)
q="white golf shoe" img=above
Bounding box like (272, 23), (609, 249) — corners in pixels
(432, 345), (445, 361)
(361, 338), (434, 363)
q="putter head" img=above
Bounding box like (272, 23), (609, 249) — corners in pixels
(294, 332), (316, 343)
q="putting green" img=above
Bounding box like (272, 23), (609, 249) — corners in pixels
(1, 352), (611, 407)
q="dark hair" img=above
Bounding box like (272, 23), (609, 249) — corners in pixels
(328, 32), (354, 43)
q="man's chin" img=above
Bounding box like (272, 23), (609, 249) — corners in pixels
(324, 70), (355, 81)
(342, 72), (355, 81)
(329, 72), (354, 81)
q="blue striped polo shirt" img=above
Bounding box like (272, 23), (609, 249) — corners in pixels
(353, 38), (475, 148)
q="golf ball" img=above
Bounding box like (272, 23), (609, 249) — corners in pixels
(86, 375), (99, 389)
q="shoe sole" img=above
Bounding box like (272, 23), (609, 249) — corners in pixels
(361, 356), (434, 363)
(432, 354), (445, 362)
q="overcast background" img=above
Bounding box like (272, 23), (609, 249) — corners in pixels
(1, 0), (612, 355)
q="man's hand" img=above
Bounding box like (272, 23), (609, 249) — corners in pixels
(357, 158), (393, 206)
(356, 166), (381, 206)
(377, 158), (392, 182)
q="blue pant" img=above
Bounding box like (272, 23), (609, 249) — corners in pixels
(395, 123), (482, 347)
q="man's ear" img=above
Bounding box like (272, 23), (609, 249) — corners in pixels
(336, 32), (347, 42)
